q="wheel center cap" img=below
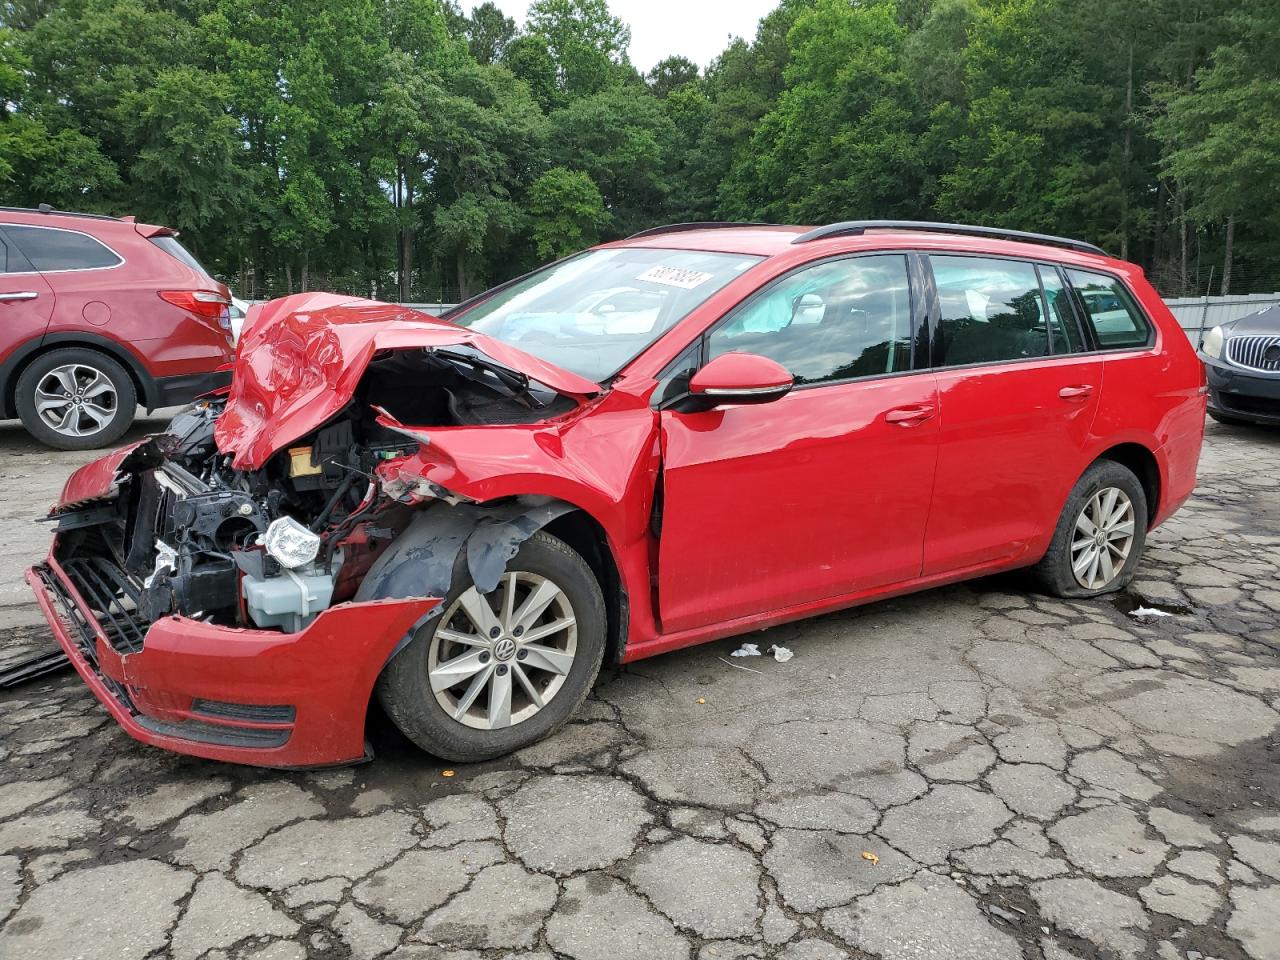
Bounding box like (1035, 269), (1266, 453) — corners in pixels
(1095, 531), (1107, 546)
(493, 638), (517, 662)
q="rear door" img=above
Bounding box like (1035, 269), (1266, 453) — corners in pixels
(0, 226), (56, 369)
(656, 253), (940, 633)
(922, 254), (1103, 575)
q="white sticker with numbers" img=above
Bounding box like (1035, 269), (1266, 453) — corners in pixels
(636, 265), (714, 290)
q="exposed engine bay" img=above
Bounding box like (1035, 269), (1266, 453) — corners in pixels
(51, 347), (579, 636)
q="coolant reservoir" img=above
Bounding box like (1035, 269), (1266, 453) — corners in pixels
(242, 567), (335, 633)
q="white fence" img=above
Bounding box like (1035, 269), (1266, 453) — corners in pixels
(1165, 293), (1280, 337)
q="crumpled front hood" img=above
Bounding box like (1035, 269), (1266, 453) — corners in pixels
(214, 293), (601, 470)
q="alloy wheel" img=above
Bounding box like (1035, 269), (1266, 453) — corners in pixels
(428, 572), (578, 730)
(34, 364), (119, 438)
(1070, 486), (1136, 590)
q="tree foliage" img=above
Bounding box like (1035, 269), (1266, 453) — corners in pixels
(0, 0), (1275, 300)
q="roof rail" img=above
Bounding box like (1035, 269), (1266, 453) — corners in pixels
(0, 204), (123, 222)
(627, 221), (779, 240)
(791, 220), (1106, 256)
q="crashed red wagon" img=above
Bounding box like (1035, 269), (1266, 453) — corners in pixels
(28, 221), (1206, 767)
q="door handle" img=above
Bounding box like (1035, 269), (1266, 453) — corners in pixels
(885, 404), (935, 426)
(1058, 385), (1094, 401)
(0, 291), (38, 302)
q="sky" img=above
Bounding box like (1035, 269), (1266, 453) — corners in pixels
(486, 0), (779, 73)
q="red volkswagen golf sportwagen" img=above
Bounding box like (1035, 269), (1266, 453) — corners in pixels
(30, 221), (1206, 767)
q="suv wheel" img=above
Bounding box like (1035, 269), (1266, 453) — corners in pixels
(1034, 459), (1148, 598)
(14, 348), (137, 450)
(376, 530), (606, 763)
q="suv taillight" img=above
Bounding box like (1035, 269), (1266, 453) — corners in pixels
(159, 290), (232, 331)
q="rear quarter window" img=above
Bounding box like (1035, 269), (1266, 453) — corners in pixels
(149, 235), (211, 276)
(4, 225), (123, 272)
(1066, 269), (1154, 350)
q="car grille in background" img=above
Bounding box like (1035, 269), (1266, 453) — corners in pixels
(61, 556), (148, 655)
(1227, 334), (1280, 372)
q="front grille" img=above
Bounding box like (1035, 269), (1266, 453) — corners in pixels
(61, 556), (148, 655)
(1227, 334), (1280, 372)
(34, 564), (135, 706)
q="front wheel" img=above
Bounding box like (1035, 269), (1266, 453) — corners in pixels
(1033, 460), (1148, 598)
(376, 530), (606, 763)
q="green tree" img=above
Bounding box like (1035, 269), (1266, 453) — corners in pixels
(723, 0), (921, 222)
(466, 1), (517, 65)
(527, 167), (608, 258)
(1157, 9), (1280, 294)
(646, 55), (699, 98)
(548, 83), (675, 234)
(527, 0), (631, 98)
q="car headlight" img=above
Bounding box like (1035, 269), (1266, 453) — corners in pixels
(1201, 325), (1225, 359)
(262, 516), (321, 569)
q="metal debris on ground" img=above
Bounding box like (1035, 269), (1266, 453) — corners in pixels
(718, 656), (764, 675)
(1128, 606), (1175, 618)
(0, 649), (71, 688)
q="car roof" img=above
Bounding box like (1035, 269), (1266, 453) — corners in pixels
(604, 221), (1129, 273)
(0, 206), (154, 238)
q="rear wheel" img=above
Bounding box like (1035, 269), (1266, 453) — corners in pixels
(15, 348), (136, 450)
(377, 530), (606, 763)
(1033, 460), (1148, 598)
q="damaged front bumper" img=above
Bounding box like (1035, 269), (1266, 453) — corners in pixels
(28, 552), (438, 768)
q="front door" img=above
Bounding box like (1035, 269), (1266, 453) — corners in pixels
(921, 254), (1103, 574)
(657, 254), (940, 634)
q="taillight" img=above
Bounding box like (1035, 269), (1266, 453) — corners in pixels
(159, 290), (232, 331)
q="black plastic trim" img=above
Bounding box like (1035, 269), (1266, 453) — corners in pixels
(135, 715), (291, 749)
(627, 222), (780, 240)
(792, 220), (1107, 256)
(191, 699), (297, 725)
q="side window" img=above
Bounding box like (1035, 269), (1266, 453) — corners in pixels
(1066, 269), (1153, 349)
(1041, 265), (1086, 354)
(706, 255), (913, 386)
(5, 225), (122, 272)
(932, 256), (1049, 366)
(0, 229), (35, 274)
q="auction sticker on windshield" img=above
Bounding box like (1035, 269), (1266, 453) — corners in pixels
(637, 265), (714, 290)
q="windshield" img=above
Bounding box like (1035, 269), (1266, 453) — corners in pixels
(451, 248), (763, 381)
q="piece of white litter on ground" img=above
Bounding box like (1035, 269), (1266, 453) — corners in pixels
(731, 643), (761, 657)
(719, 657), (764, 675)
(769, 645), (794, 662)
(1129, 606), (1174, 618)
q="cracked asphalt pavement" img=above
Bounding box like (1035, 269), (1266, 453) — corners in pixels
(1, 418), (1278, 960)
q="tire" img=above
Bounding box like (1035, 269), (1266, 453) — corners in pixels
(1208, 410), (1251, 426)
(15, 348), (137, 450)
(1033, 459), (1148, 599)
(376, 530), (607, 763)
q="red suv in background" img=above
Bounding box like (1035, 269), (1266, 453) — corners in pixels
(0, 205), (235, 449)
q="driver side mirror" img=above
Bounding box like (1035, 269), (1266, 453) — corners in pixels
(685, 353), (794, 410)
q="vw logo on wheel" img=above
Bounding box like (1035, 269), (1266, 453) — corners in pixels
(493, 638), (517, 661)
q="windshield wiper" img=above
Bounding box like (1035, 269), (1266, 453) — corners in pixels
(432, 348), (539, 408)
